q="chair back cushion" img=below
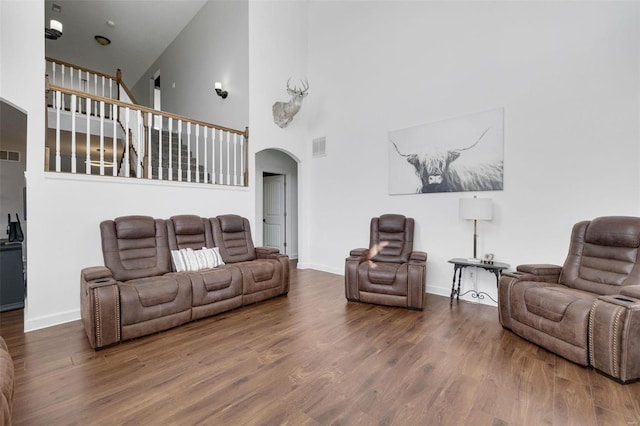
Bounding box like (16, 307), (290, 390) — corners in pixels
(167, 215), (212, 250)
(560, 216), (640, 294)
(100, 215), (171, 281)
(368, 214), (414, 263)
(210, 215), (257, 263)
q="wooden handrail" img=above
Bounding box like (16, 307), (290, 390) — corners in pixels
(46, 57), (116, 82)
(48, 84), (249, 137)
(116, 68), (139, 105)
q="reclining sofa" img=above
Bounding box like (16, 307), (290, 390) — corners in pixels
(81, 214), (289, 349)
(498, 216), (640, 383)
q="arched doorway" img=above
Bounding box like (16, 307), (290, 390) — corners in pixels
(255, 149), (299, 260)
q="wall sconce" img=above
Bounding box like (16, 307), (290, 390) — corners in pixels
(214, 82), (228, 99)
(459, 196), (493, 261)
(45, 19), (63, 40)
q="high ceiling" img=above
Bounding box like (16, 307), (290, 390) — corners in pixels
(45, 0), (207, 89)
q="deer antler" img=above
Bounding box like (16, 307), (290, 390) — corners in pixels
(391, 140), (410, 157)
(286, 78), (309, 94)
(454, 127), (490, 152)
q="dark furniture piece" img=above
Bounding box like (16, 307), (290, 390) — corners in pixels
(498, 216), (640, 383)
(345, 214), (427, 310)
(0, 241), (25, 312)
(81, 214), (290, 349)
(448, 258), (509, 304)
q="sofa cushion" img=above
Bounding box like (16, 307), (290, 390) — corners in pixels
(219, 215), (245, 233)
(585, 216), (640, 248)
(358, 261), (408, 296)
(524, 287), (577, 322)
(123, 276), (179, 307)
(118, 273), (192, 326)
(115, 215), (156, 239)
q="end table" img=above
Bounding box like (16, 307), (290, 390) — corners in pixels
(448, 258), (509, 305)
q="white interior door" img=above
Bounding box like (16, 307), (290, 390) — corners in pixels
(263, 174), (286, 254)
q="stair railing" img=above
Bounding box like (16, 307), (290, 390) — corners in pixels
(47, 84), (249, 186)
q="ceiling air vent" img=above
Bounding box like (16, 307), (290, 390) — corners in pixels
(0, 150), (20, 162)
(312, 137), (326, 158)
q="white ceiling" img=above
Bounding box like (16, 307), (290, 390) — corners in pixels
(45, 0), (207, 89)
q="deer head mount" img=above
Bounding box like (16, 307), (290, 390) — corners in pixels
(272, 78), (309, 128)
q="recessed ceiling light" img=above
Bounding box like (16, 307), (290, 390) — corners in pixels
(94, 35), (111, 46)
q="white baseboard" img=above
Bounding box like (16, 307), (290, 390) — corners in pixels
(25, 308), (80, 332)
(297, 263), (343, 276)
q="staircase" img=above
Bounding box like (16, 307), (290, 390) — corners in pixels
(149, 130), (208, 182)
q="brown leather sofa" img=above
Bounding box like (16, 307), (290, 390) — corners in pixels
(81, 214), (289, 349)
(345, 214), (427, 310)
(499, 216), (640, 383)
(0, 336), (13, 426)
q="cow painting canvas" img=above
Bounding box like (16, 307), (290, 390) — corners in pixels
(388, 108), (504, 194)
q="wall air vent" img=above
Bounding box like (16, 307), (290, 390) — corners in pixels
(312, 137), (326, 158)
(0, 150), (20, 162)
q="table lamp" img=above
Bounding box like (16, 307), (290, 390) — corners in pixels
(459, 196), (493, 261)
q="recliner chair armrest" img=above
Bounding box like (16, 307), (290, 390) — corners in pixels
(80, 266), (120, 349)
(81, 266), (113, 283)
(347, 248), (368, 261)
(255, 246), (283, 259)
(409, 251), (427, 264)
(619, 285), (640, 300)
(502, 264), (562, 283)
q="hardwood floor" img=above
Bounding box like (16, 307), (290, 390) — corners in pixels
(1, 268), (639, 425)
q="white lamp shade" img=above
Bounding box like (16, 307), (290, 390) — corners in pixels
(459, 197), (493, 221)
(214, 82), (222, 90)
(50, 19), (63, 33)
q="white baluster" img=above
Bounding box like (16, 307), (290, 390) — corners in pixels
(147, 112), (153, 179)
(219, 129), (224, 184)
(203, 127), (208, 184)
(113, 105), (118, 177)
(71, 95), (77, 173)
(240, 134), (245, 186)
(158, 119), (163, 180)
(187, 123), (192, 182)
(195, 124), (200, 183)
(177, 120), (183, 182)
(226, 131), (231, 185)
(137, 110), (143, 178)
(86, 96), (91, 174)
(52, 61), (56, 86)
(61, 65), (65, 110)
(168, 117), (173, 181)
(55, 91), (61, 172)
(99, 101), (105, 176)
(233, 133), (238, 186)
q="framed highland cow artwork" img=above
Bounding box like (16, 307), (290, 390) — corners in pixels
(388, 108), (504, 194)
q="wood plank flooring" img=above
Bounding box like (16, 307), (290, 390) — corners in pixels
(1, 268), (639, 425)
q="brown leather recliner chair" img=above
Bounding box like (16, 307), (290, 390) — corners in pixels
(345, 214), (427, 310)
(102, 216), (191, 341)
(167, 215), (243, 320)
(499, 216), (640, 383)
(210, 214), (290, 305)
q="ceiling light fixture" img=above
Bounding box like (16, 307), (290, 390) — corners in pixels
(94, 35), (111, 46)
(45, 19), (63, 40)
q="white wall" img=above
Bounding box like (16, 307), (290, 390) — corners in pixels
(132, 0), (249, 131)
(303, 2), (640, 302)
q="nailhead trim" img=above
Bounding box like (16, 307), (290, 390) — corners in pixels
(612, 307), (623, 377)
